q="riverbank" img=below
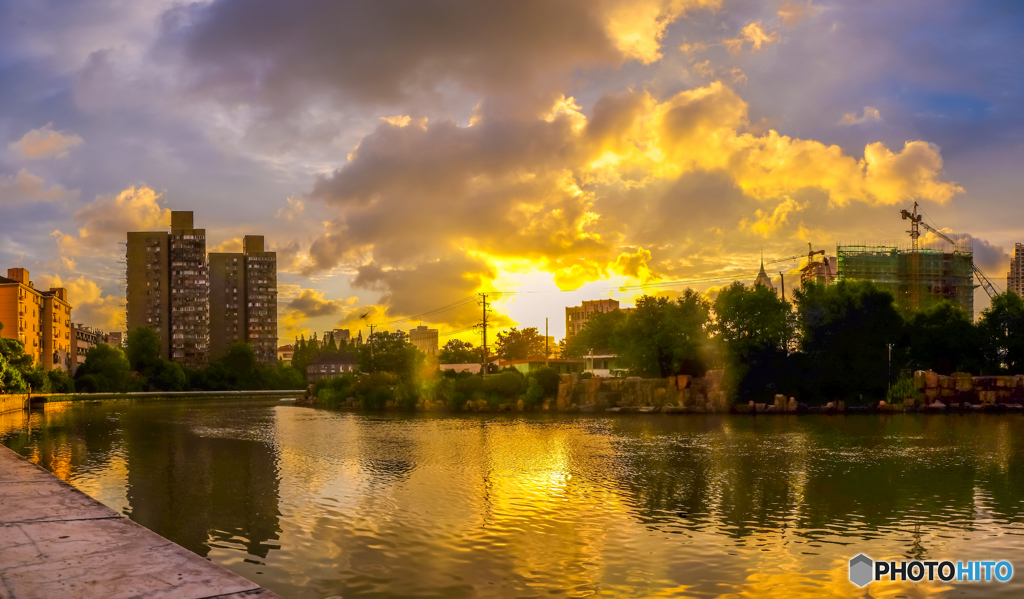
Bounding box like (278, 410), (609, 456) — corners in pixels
(17, 389), (302, 405)
(0, 444), (282, 599)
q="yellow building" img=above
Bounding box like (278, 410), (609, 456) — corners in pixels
(0, 268), (73, 372)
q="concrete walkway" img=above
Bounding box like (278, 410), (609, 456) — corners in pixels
(0, 445), (282, 599)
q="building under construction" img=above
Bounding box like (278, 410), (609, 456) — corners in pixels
(836, 241), (975, 317)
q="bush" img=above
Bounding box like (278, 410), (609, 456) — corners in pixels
(529, 367), (561, 398)
(887, 375), (916, 404)
(482, 371), (527, 405)
(396, 382), (420, 410)
(580, 372), (593, 380)
(452, 375), (484, 407)
(46, 368), (75, 393)
(364, 387), (395, 410)
(525, 380), (544, 406)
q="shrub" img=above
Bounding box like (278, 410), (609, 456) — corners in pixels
(396, 382), (419, 410)
(580, 372), (593, 380)
(525, 380), (544, 406)
(529, 367), (561, 397)
(483, 370), (527, 405)
(887, 375), (916, 403)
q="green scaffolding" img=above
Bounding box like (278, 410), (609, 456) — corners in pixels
(837, 245), (974, 318)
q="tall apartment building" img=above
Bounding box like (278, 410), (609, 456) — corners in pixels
(0, 268), (72, 371)
(127, 211), (210, 368)
(209, 235), (278, 364)
(409, 325), (438, 355)
(1008, 243), (1024, 297)
(565, 299), (626, 339)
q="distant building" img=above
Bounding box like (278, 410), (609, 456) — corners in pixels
(103, 331), (123, 347)
(277, 345), (294, 365)
(565, 299), (627, 339)
(209, 235), (278, 364)
(409, 325), (439, 354)
(322, 329), (350, 347)
(1008, 243), (1024, 297)
(127, 211), (209, 368)
(71, 324), (102, 374)
(838, 243), (974, 317)
(544, 336), (560, 358)
(497, 358), (581, 375)
(306, 352), (358, 382)
(752, 257), (777, 293)
(0, 268), (72, 372)
(800, 256), (837, 287)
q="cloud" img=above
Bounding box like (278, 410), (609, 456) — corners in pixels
(0, 169), (77, 204)
(9, 125), (84, 159)
(209, 237), (242, 253)
(297, 82), (961, 313)
(722, 21), (780, 55)
(159, 0), (720, 123)
(777, 1), (823, 28)
(53, 185), (170, 258)
(275, 197), (305, 221)
(34, 274), (125, 331)
(841, 106), (883, 125)
(286, 289), (356, 318)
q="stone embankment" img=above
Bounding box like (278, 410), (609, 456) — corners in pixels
(0, 394), (29, 415)
(0, 445), (281, 599)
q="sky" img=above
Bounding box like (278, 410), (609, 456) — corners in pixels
(2, 0), (1023, 344)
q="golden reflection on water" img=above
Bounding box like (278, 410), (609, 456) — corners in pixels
(4, 401), (1024, 598)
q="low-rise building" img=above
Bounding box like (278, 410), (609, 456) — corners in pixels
(277, 344), (294, 365)
(71, 324), (103, 374)
(496, 358), (582, 375)
(0, 268), (73, 372)
(306, 352), (358, 382)
(582, 353), (627, 378)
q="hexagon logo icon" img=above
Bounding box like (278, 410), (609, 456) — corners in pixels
(849, 554), (874, 587)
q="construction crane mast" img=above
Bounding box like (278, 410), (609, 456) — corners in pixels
(900, 201), (999, 300)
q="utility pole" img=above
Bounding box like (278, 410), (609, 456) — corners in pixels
(369, 323), (377, 374)
(779, 272), (785, 302)
(479, 293), (489, 377)
(545, 317), (549, 366)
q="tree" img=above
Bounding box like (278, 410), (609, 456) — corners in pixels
(615, 292), (711, 378)
(147, 359), (187, 391)
(439, 339), (477, 364)
(357, 330), (423, 379)
(901, 301), (983, 375)
(494, 327), (546, 360)
(713, 283), (795, 401)
(794, 280), (903, 403)
(977, 291), (1024, 373)
(325, 334), (338, 353)
(74, 344), (132, 392)
(125, 327), (162, 373)
(563, 310), (627, 358)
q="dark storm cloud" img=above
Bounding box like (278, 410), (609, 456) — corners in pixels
(160, 0), (623, 115)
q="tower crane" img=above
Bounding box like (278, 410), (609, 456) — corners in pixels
(766, 243), (834, 283)
(900, 202), (999, 300)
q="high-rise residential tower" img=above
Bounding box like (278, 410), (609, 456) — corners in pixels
(209, 235), (278, 364)
(127, 211), (210, 367)
(1008, 243), (1024, 297)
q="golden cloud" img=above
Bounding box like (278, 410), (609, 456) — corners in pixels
(9, 124), (83, 159)
(53, 185), (170, 258)
(722, 21), (780, 55)
(34, 274), (124, 331)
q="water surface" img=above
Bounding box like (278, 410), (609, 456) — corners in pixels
(3, 399), (1024, 598)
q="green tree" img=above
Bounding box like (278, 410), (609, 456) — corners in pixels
(324, 334), (338, 353)
(794, 280), (903, 403)
(74, 344), (132, 392)
(615, 292), (711, 378)
(563, 310), (627, 358)
(978, 291), (1024, 373)
(901, 301), (983, 375)
(125, 327), (162, 373)
(439, 339), (477, 364)
(494, 327), (546, 360)
(713, 282), (795, 401)
(147, 359), (187, 391)
(357, 330), (423, 379)
(0, 348), (27, 393)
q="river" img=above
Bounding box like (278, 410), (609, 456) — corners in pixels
(3, 398), (1024, 598)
